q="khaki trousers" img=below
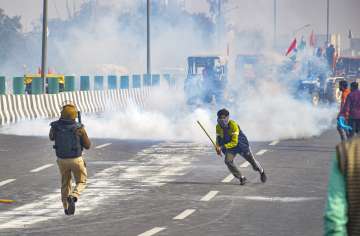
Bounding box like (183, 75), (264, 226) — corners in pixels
(57, 156), (87, 209)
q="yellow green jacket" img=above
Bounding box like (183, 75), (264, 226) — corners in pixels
(216, 120), (240, 149)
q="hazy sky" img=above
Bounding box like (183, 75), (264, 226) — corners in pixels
(0, 0), (359, 45)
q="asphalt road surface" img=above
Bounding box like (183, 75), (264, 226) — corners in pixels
(0, 129), (339, 236)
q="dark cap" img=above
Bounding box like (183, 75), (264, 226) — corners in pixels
(217, 108), (229, 117)
(339, 80), (348, 89)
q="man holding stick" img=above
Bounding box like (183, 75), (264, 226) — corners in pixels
(215, 108), (267, 185)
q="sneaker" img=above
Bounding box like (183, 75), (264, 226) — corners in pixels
(64, 209), (69, 215)
(260, 171), (267, 183)
(67, 196), (76, 215)
(239, 176), (247, 185)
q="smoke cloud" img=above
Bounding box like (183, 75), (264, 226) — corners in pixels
(0, 0), (337, 143)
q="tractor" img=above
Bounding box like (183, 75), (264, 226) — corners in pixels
(184, 56), (227, 105)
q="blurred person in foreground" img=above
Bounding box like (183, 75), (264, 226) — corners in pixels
(324, 135), (360, 235)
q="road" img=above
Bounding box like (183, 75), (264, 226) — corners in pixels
(0, 129), (338, 236)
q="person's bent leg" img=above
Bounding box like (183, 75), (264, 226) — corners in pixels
(224, 151), (246, 185)
(242, 150), (263, 173)
(70, 156), (87, 199)
(242, 150), (267, 183)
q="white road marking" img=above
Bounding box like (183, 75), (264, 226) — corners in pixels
(30, 164), (54, 173)
(269, 140), (279, 146)
(240, 161), (250, 168)
(0, 142), (196, 229)
(138, 227), (166, 236)
(241, 196), (323, 202)
(173, 209), (196, 220)
(256, 149), (268, 156)
(222, 174), (234, 183)
(95, 143), (112, 149)
(200, 190), (219, 201)
(0, 179), (15, 187)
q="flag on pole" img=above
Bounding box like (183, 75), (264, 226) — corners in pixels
(285, 38), (297, 56)
(309, 30), (316, 47)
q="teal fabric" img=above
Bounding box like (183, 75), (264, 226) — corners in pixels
(324, 155), (348, 236)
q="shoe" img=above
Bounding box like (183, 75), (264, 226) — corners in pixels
(67, 196), (76, 215)
(64, 209), (69, 215)
(260, 171), (267, 183)
(239, 176), (247, 185)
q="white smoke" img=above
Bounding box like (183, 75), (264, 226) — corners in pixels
(0, 0), (338, 143)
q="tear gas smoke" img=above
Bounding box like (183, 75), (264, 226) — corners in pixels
(0, 1), (337, 142)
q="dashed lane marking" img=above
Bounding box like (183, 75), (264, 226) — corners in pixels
(240, 162), (250, 168)
(200, 190), (219, 201)
(95, 143), (112, 149)
(0, 179), (16, 187)
(256, 149), (268, 156)
(221, 174), (234, 183)
(269, 140), (279, 146)
(173, 209), (196, 220)
(30, 164), (54, 173)
(0, 142), (201, 229)
(138, 227), (166, 236)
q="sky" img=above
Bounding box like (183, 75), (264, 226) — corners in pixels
(0, 0), (359, 43)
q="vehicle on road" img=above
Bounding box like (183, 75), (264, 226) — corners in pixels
(184, 55), (227, 105)
(24, 73), (65, 94)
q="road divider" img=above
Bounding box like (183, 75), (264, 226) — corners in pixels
(0, 88), (152, 125)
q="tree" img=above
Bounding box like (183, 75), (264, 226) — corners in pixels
(0, 9), (23, 58)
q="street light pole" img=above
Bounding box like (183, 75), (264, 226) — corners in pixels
(326, 0), (329, 43)
(273, 0), (277, 48)
(147, 0), (151, 75)
(41, 0), (48, 93)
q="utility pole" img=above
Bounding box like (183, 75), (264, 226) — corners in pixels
(326, 0), (329, 43)
(217, 0), (221, 46)
(41, 0), (48, 93)
(147, 0), (151, 75)
(273, 0), (277, 48)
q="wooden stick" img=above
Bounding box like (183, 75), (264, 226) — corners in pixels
(0, 199), (15, 204)
(197, 120), (222, 157)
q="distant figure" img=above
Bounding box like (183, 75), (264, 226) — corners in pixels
(215, 108), (267, 185)
(326, 44), (335, 70)
(337, 81), (351, 141)
(316, 47), (323, 57)
(341, 82), (360, 137)
(324, 136), (360, 235)
(49, 102), (91, 215)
